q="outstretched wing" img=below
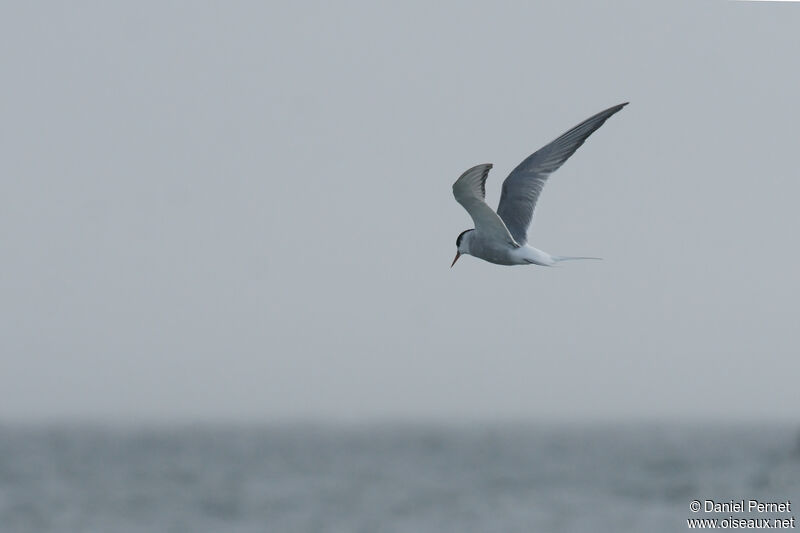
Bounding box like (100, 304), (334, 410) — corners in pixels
(496, 102), (627, 245)
(452, 163), (518, 247)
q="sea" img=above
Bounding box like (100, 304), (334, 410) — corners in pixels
(1, 422), (798, 532)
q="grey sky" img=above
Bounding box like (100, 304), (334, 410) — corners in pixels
(2, 2), (798, 422)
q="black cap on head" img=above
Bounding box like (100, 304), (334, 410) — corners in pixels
(456, 229), (473, 248)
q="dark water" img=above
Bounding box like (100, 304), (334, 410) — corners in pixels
(0, 423), (798, 532)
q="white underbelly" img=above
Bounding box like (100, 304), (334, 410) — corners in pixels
(471, 241), (555, 266)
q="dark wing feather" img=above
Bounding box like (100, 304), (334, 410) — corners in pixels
(496, 102), (627, 245)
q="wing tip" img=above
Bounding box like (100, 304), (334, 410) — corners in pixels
(592, 101), (628, 122)
(454, 163), (493, 183)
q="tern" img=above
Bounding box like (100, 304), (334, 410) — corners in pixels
(451, 102), (627, 268)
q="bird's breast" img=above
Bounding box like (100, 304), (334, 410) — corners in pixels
(468, 237), (525, 265)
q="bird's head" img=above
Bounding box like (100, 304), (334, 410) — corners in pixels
(451, 229), (474, 267)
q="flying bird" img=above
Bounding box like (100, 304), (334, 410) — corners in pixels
(451, 102), (627, 268)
